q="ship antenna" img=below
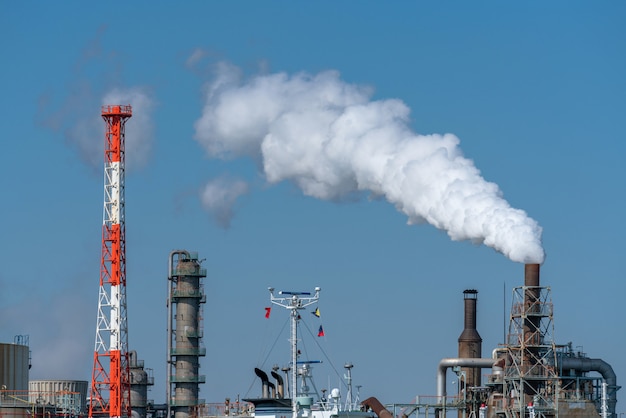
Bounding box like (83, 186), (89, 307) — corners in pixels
(344, 362), (354, 411)
(269, 287), (321, 418)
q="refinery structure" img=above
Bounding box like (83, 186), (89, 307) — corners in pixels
(0, 105), (620, 418)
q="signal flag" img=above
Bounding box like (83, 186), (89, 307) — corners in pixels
(264, 307), (271, 319)
(318, 325), (325, 337)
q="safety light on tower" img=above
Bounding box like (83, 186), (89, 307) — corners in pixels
(89, 105), (133, 418)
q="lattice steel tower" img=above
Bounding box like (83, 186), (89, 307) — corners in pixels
(503, 264), (558, 418)
(89, 105), (133, 418)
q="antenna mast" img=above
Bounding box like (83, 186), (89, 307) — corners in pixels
(89, 105), (133, 418)
(268, 287), (321, 418)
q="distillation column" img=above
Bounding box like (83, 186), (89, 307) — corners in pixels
(129, 351), (154, 418)
(167, 251), (207, 418)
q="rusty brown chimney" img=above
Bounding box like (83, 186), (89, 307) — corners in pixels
(458, 289), (482, 389)
(525, 263), (540, 287)
(523, 264), (541, 342)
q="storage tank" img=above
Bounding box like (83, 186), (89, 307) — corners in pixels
(0, 342), (30, 391)
(28, 380), (88, 414)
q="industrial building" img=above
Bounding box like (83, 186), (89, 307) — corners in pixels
(0, 263), (620, 418)
(383, 264), (619, 418)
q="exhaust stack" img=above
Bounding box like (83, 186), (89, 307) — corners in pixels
(254, 368), (270, 399)
(458, 289), (482, 389)
(524, 263), (540, 287)
(271, 370), (284, 399)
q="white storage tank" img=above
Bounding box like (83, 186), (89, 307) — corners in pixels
(28, 380), (88, 414)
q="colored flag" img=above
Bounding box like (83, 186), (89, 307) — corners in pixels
(264, 307), (271, 319)
(317, 325), (325, 337)
(312, 307), (321, 317)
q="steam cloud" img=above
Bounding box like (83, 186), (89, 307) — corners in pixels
(37, 28), (156, 172)
(200, 176), (250, 229)
(39, 85), (155, 171)
(194, 63), (545, 264)
(103, 87), (156, 169)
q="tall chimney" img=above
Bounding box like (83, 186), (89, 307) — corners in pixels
(458, 289), (482, 388)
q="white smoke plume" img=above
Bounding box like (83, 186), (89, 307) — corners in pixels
(194, 63), (545, 264)
(200, 176), (250, 229)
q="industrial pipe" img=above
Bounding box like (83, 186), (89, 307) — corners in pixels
(362, 397), (393, 418)
(560, 357), (618, 418)
(437, 358), (496, 398)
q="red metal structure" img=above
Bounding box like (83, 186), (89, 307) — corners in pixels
(89, 105), (133, 418)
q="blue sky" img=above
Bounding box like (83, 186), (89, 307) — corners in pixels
(1, 1), (625, 409)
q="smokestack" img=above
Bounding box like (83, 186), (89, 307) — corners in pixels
(271, 370), (284, 399)
(254, 368), (270, 399)
(458, 289), (482, 388)
(523, 264), (541, 346)
(524, 263), (540, 287)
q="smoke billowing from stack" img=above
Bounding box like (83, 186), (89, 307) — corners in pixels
(194, 63), (545, 264)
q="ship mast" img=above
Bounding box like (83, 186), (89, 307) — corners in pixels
(268, 287), (321, 418)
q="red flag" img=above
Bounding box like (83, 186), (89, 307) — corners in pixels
(317, 325), (325, 337)
(264, 307), (271, 319)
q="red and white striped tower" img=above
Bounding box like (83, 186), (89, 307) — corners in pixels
(89, 105), (133, 418)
